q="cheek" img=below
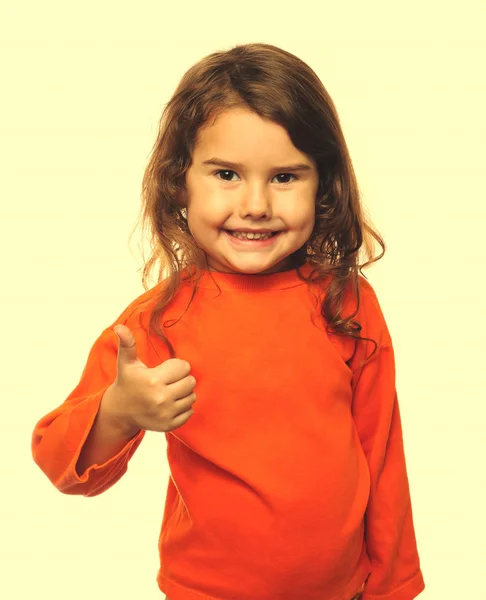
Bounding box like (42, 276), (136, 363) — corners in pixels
(288, 207), (315, 230)
(187, 206), (223, 233)
(307, 213), (316, 231)
(193, 202), (228, 226)
(296, 212), (316, 240)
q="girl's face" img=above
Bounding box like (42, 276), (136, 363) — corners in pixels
(181, 107), (319, 275)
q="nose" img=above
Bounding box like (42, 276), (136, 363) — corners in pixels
(238, 186), (273, 219)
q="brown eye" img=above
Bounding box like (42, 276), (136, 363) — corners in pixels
(275, 173), (297, 184)
(215, 170), (237, 182)
(214, 170), (298, 185)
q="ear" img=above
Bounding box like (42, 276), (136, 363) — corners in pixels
(175, 190), (188, 220)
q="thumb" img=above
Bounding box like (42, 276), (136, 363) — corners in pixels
(113, 324), (141, 366)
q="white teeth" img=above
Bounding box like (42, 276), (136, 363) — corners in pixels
(230, 231), (274, 240)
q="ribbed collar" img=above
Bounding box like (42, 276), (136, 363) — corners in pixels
(191, 260), (317, 292)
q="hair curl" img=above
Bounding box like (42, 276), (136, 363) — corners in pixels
(128, 42), (385, 364)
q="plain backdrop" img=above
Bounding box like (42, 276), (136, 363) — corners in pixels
(2, 1), (485, 598)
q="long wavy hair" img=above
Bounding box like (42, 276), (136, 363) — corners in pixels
(128, 42), (385, 364)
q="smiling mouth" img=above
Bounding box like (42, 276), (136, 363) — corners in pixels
(222, 229), (284, 248)
(223, 230), (281, 238)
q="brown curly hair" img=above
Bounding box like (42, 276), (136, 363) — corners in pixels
(128, 42), (385, 364)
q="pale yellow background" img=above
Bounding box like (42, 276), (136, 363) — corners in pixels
(2, 1), (485, 598)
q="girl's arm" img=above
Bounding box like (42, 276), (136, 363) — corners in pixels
(31, 326), (145, 497)
(75, 383), (141, 476)
(350, 283), (425, 600)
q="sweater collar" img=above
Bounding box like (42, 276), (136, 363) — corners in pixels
(193, 260), (317, 292)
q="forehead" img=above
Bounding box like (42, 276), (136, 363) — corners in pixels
(194, 108), (298, 158)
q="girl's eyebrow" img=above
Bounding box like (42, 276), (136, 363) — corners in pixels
(202, 157), (313, 172)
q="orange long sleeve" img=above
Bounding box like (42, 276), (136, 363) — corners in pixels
(31, 318), (148, 496)
(31, 262), (425, 599)
(348, 289), (425, 599)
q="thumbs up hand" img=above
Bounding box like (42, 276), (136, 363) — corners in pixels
(106, 324), (197, 433)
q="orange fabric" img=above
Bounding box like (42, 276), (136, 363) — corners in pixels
(31, 262), (425, 600)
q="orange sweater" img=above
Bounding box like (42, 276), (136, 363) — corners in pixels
(31, 262), (425, 600)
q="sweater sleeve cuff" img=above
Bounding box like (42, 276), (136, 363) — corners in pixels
(59, 391), (145, 494)
(363, 569), (425, 600)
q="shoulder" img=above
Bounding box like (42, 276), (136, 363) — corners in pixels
(86, 280), (174, 366)
(114, 283), (166, 328)
(314, 269), (393, 348)
(354, 274), (393, 347)
(100, 277), (174, 340)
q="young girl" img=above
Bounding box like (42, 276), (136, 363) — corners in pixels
(31, 43), (425, 600)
